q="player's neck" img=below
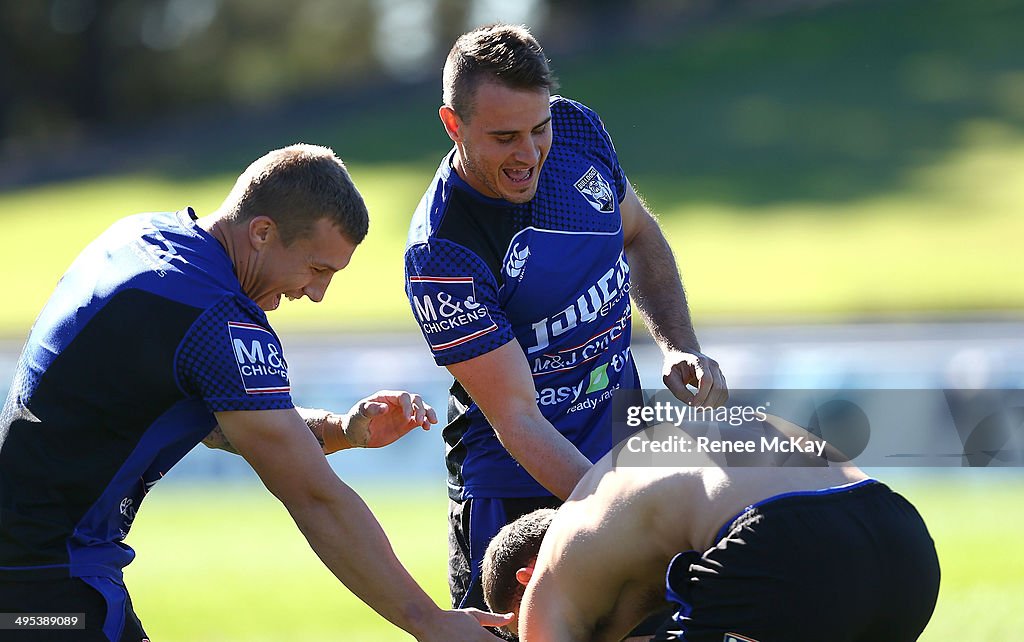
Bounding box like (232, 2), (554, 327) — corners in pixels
(450, 150), (471, 187)
(450, 149), (498, 200)
(198, 214), (234, 258)
(198, 213), (258, 295)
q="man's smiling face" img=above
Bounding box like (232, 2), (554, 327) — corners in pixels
(443, 81), (553, 204)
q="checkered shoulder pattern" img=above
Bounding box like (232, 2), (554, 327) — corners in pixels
(175, 294), (293, 412)
(405, 238), (515, 366)
(550, 97), (628, 203)
(516, 97), (628, 234)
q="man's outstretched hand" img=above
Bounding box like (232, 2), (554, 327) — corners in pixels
(414, 608), (513, 642)
(343, 390), (438, 448)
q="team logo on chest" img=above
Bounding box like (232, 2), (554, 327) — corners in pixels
(574, 165), (615, 213)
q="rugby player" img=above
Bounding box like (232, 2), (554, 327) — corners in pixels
(0, 144), (508, 641)
(483, 417), (940, 641)
(404, 24), (728, 625)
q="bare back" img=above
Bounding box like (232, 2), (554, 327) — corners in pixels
(520, 416), (868, 641)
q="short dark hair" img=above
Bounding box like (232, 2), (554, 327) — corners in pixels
(482, 508), (556, 615)
(442, 24), (558, 121)
(221, 143), (369, 245)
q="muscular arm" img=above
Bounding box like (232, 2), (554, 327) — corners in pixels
(519, 565), (585, 642)
(447, 340), (592, 500)
(214, 408), (498, 641)
(621, 184), (699, 355)
(203, 407), (342, 455)
(621, 184), (727, 407)
(204, 392), (435, 456)
(520, 470), (667, 641)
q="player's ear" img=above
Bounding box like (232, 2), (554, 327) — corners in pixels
(515, 565), (534, 587)
(439, 105), (462, 142)
(248, 216), (276, 249)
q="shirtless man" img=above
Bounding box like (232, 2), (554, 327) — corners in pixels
(482, 417), (940, 641)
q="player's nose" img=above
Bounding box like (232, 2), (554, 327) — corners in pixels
(303, 276), (330, 303)
(303, 286), (325, 303)
(513, 137), (541, 165)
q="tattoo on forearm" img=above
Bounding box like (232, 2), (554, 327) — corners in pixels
(202, 424), (240, 455)
(202, 410), (334, 458)
(305, 413), (327, 448)
(299, 408), (334, 452)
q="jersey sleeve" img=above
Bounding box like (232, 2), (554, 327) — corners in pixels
(555, 97), (629, 204)
(405, 239), (515, 366)
(175, 295), (294, 412)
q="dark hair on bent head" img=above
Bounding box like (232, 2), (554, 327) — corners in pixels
(220, 143), (369, 246)
(443, 23), (558, 121)
(482, 508), (557, 616)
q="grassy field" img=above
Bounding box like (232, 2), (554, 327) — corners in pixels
(123, 472), (1024, 641)
(0, 131), (1021, 338)
(1, 0), (1023, 337)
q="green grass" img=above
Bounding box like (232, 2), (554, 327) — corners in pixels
(652, 125), (1024, 320)
(123, 473), (1024, 641)
(901, 473), (1024, 641)
(125, 481), (451, 642)
(1, 132), (1021, 338)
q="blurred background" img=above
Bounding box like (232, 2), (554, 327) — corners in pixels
(1, 0), (1022, 639)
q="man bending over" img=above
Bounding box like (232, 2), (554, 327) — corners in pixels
(483, 417), (940, 641)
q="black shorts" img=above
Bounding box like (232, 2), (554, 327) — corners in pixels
(653, 480), (940, 642)
(0, 576), (148, 642)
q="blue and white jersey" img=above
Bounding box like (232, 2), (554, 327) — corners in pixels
(405, 97), (641, 500)
(0, 209), (292, 581)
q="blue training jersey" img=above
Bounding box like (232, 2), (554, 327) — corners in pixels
(405, 97), (641, 500)
(0, 209), (292, 581)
